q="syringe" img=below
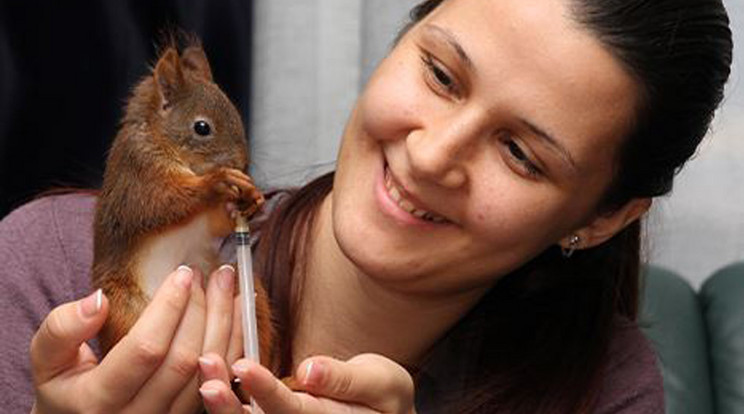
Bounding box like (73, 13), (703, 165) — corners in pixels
(235, 215), (260, 410)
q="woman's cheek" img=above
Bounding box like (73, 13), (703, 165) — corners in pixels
(358, 59), (427, 144)
(467, 183), (562, 244)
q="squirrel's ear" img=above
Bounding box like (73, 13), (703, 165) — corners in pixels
(154, 48), (184, 109)
(181, 47), (213, 82)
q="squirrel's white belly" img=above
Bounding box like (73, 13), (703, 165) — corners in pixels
(136, 208), (229, 299)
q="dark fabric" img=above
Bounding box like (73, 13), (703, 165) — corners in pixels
(0, 1), (253, 218)
(0, 194), (665, 413)
(416, 314), (665, 413)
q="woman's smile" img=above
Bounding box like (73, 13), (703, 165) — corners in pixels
(376, 162), (451, 227)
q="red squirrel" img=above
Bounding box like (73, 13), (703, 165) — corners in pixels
(91, 41), (276, 370)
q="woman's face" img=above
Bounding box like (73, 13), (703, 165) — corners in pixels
(331, 0), (639, 296)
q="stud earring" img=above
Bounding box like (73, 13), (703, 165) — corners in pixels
(561, 235), (581, 258)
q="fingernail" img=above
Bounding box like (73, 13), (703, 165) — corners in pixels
(303, 360), (325, 387)
(175, 265), (193, 289)
(232, 360), (250, 376)
(217, 264), (235, 291)
(198, 356), (216, 371)
(199, 386), (220, 402)
(80, 289), (103, 318)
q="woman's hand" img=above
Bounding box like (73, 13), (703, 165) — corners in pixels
(30, 264), (241, 413)
(199, 353), (416, 414)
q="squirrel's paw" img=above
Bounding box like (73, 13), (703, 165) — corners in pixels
(211, 168), (264, 217)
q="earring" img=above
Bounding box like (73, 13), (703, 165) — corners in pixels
(561, 235), (581, 258)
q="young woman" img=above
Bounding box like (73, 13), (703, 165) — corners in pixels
(1, 0), (731, 412)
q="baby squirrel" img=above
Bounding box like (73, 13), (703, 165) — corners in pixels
(92, 41), (276, 370)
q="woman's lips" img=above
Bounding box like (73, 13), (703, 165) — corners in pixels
(381, 165), (450, 224)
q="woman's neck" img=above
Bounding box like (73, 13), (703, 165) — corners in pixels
(291, 194), (485, 370)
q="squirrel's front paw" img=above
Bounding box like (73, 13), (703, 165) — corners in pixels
(210, 168), (264, 217)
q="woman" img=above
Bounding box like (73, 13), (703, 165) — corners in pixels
(1, 0), (732, 412)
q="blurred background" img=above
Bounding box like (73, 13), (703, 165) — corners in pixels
(0, 0), (741, 289)
(0, 0), (254, 219)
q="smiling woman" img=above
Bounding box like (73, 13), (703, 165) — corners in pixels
(334, 0), (642, 292)
(252, 0), (732, 412)
(0, 0), (733, 413)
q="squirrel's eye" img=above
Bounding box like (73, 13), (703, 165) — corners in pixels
(194, 120), (211, 136)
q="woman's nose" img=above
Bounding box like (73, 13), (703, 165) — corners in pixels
(405, 112), (483, 188)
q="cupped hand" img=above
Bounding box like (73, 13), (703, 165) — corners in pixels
(199, 353), (416, 414)
(30, 264), (242, 414)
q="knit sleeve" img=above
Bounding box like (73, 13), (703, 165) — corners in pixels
(0, 194), (96, 413)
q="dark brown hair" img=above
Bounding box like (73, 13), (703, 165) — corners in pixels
(254, 0), (732, 412)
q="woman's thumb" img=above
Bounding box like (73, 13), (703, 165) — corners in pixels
(30, 289), (109, 384)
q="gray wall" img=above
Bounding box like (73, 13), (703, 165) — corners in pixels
(249, 0), (413, 187)
(250, 0), (744, 288)
(647, 1), (744, 288)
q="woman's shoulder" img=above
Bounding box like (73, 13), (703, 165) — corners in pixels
(595, 318), (665, 413)
(0, 192), (96, 300)
(0, 192), (96, 413)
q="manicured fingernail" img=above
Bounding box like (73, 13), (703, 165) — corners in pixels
(198, 356), (216, 370)
(303, 360), (325, 387)
(80, 289), (103, 318)
(199, 386), (220, 402)
(217, 264), (235, 291)
(175, 265), (193, 289)
(232, 360), (250, 376)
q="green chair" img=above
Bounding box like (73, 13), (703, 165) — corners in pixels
(641, 263), (744, 414)
(701, 262), (744, 414)
(641, 266), (713, 414)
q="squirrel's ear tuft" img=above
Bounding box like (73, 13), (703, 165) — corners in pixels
(181, 47), (213, 82)
(154, 48), (184, 109)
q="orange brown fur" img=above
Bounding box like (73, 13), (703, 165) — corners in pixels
(92, 42), (277, 370)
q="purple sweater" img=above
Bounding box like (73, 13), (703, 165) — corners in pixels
(0, 194), (664, 413)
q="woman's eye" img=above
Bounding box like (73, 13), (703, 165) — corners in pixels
(421, 54), (458, 96)
(193, 120), (211, 136)
(503, 138), (542, 178)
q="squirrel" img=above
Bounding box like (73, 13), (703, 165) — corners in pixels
(91, 40), (277, 371)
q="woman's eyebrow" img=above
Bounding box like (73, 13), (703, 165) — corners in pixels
(422, 24), (576, 174)
(519, 118), (578, 172)
(422, 24), (474, 73)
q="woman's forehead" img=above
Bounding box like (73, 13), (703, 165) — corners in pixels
(418, 0), (640, 168)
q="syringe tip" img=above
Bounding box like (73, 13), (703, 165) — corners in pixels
(235, 215), (250, 233)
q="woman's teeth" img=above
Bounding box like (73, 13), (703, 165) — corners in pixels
(385, 169), (447, 223)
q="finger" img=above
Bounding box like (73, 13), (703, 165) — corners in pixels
(92, 265), (194, 405)
(30, 289), (108, 384)
(203, 265), (236, 357)
(128, 271), (207, 412)
(295, 354), (415, 413)
(225, 295), (244, 366)
(199, 354), (246, 414)
(232, 359), (305, 413)
(200, 379), (248, 414)
(199, 353), (233, 384)
(233, 360), (383, 414)
(170, 374), (203, 413)
(201, 352), (252, 409)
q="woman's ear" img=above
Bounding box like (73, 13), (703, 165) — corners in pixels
(560, 198), (652, 251)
